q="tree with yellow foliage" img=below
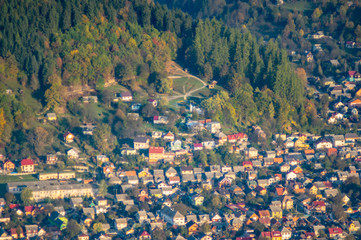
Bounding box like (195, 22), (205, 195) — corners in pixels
(0, 108), (6, 140)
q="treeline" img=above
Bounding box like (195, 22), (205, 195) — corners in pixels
(0, 0), (192, 92)
(156, 0), (361, 64)
(0, 0), (308, 140)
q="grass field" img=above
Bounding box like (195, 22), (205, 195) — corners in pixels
(172, 77), (203, 93)
(0, 174), (38, 184)
(192, 87), (212, 98)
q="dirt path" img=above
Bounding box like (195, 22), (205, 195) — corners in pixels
(166, 61), (207, 101)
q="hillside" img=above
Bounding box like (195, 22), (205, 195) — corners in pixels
(0, 0), (310, 159)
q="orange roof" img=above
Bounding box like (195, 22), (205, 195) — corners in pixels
(125, 171), (137, 176)
(276, 187), (285, 196)
(351, 99), (361, 104)
(274, 158), (283, 163)
(304, 149), (315, 155)
(274, 174), (282, 180)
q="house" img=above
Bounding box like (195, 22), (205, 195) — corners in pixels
(78, 233), (89, 240)
(25, 225), (38, 238)
(163, 131), (175, 141)
(349, 99), (361, 108)
(82, 96), (98, 103)
(332, 135), (345, 147)
(21, 159), (34, 173)
(247, 147), (258, 159)
(170, 140), (182, 151)
(46, 154), (58, 165)
(286, 171), (297, 180)
(80, 123), (96, 135)
(202, 141), (215, 150)
(120, 92), (133, 102)
(328, 228), (342, 238)
(311, 201), (326, 213)
(64, 132), (75, 143)
(215, 132), (227, 145)
(281, 196), (293, 210)
(270, 205), (282, 219)
(189, 193), (204, 206)
(46, 113), (57, 121)
(271, 231), (282, 240)
(186, 221), (199, 235)
(313, 139), (332, 149)
(67, 148), (79, 160)
(148, 99), (158, 107)
(227, 133), (248, 143)
(349, 221), (361, 233)
(311, 31), (324, 39)
(151, 131), (162, 139)
(153, 116), (169, 124)
(131, 103), (141, 111)
(281, 227), (292, 240)
(160, 206), (185, 226)
(348, 71), (361, 81)
(165, 167), (177, 178)
(345, 133), (359, 145)
(148, 147), (164, 163)
(306, 52), (314, 62)
(3, 160), (15, 172)
(205, 122), (221, 133)
(193, 143), (203, 151)
(138, 231), (151, 240)
(133, 137), (149, 150)
(11, 228), (24, 239)
(136, 210), (149, 223)
(114, 218), (127, 230)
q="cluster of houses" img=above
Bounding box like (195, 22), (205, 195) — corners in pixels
(2, 119), (361, 239)
(3, 88), (361, 239)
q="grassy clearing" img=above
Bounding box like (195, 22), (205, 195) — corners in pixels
(282, 1), (313, 11)
(169, 97), (185, 106)
(0, 174), (38, 184)
(191, 87), (212, 98)
(173, 77), (203, 93)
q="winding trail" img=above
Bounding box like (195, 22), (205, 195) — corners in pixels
(166, 61), (207, 101)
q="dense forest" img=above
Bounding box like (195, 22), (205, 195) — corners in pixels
(0, 0), (312, 158)
(156, 0), (361, 43)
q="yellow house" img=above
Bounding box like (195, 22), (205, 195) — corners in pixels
(138, 169), (151, 178)
(270, 206), (282, 219)
(309, 185), (318, 195)
(349, 221), (361, 233)
(46, 113), (57, 121)
(202, 182), (212, 190)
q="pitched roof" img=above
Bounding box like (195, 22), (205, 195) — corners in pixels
(149, 147), (164, 154)
(21, 159), (34, 166)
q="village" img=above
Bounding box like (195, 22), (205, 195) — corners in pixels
(2, 68), (361, 240)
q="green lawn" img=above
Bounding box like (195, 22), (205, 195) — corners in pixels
(172, 77), (203, 93)
(0, 174), (38, 184)
(191, 87), (211, 98)
(169, 97), (185, 107)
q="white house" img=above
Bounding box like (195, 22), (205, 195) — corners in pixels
(67, 148), (79, 160)
(313, 139), (333, 149)
(281, 227), (292, 240)
(286, 171), (297, 181)
(160, 206), (185, 226)
(332, 135), (345, 148)
(205, 122), (221, 134)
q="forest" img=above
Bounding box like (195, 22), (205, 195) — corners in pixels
(0, 0), (314, 157)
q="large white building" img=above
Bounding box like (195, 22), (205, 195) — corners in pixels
(7, 180), (95, 202)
